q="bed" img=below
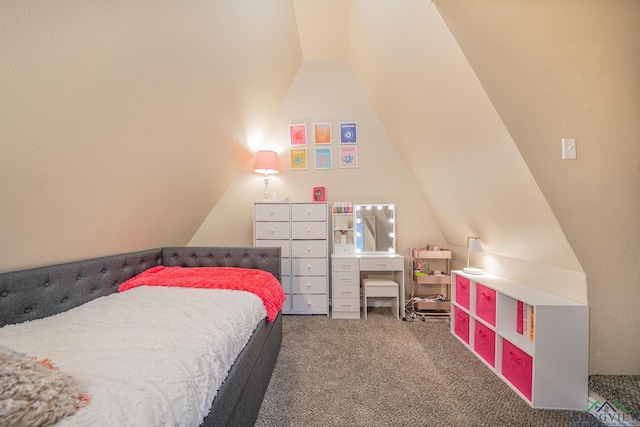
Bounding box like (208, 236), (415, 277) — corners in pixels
(0, 246), (283, 427)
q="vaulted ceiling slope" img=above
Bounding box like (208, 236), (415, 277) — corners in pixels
(0, 1), (302, 270)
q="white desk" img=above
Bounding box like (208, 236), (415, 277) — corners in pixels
(331, 253), (405, 319)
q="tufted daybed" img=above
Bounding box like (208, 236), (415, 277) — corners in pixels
(0, 246), (282, 427)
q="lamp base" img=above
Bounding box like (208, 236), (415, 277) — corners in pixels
(463, 267), (484, 275)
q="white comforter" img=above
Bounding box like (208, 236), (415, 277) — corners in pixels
(0, 286), (267, 426)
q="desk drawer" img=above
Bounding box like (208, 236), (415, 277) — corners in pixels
(332, 271), (359, 287)
(255, 203), (290, 221)
(333, 283), (360, 299)
(359, 257), (403, 271)
(332, 298), (360, 313)
(332, 258), (359, 272)
(291, 203), (327, 221)
(255, 222), (290, 240)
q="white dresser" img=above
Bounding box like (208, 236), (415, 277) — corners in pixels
(254, 202), (329, 315)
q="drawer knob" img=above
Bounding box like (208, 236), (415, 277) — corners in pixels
(270, 228), (275, 233)
(307, 247), (311, 252)
(307, 283), (311, 288)
(307, 264), (311, 270)
(308, 301), (311, 306)
(307, 228), (311, 233)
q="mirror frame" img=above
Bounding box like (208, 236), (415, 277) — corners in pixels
(354, 204), (396, 254)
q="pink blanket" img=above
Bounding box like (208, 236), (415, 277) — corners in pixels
(118, 266), (285, 321)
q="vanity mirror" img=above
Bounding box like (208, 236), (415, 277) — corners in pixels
(354, 204), (396, 253)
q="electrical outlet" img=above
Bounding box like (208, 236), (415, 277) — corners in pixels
(562, 138), (577, 160)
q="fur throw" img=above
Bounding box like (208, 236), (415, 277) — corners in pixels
(0, 347), (90, 427)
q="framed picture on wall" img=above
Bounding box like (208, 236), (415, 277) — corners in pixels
(339, 146), (358, 168)
(340, 122), (357, 144)
(313, 187), (326, 202)
(314, 147), (332, 169)
(290, 148), (307, 170)
(289, 124), (307, 146)
(314, 122), (331, 144)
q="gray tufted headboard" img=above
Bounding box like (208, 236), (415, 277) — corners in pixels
(0, 246), (281, 328)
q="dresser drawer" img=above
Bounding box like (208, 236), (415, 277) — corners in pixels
(292, 276), (327, 294)
(359, 257), (403, 271)
(291, 203), (327, 221)
(255, 203), (290, 221)
(254, 239), (290, 257)
(281, 294), (292, 314)
(291, 240), (327, 258)
(292, 294), (327, 313)
(332, 298), (360, 313)
(455, 275), (471, 310)
(281, 276), (291, 294)
(281, 258), (291, 276)
(332, 271), (359, 287)
(332, 258), (359, 272)
(255, 222), (290, 240)
(291, 258), (327, 276)
(476, 283), (497, 326)
(291, 222), (327, 240)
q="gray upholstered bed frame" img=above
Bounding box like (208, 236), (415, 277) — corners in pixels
(0, 246), (282, 427)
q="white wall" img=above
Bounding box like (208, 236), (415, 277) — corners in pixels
(0, 0), (302, 271)
(190, 60), (445, 265)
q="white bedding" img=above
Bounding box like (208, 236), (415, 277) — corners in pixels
(0, 286), (267, 426)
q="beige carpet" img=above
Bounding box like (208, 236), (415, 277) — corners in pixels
(255, 308), (638, 427)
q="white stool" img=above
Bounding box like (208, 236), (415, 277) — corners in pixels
(362, 278), (399, 319)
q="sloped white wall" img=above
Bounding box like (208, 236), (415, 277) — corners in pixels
(434, 0), (640, 375)
(190, 60), (445, 262)
(0, 0), (301, 271)
(346, 1), (586, 303)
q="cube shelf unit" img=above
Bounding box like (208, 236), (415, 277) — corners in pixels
(450, 270), (589, 410)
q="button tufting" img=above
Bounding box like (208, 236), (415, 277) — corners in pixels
(24, 308), (32, 314)
(77, 275), (82, 280)
(102, 269), (107, 274)
(208, 255), (214, 259)
(91, 289), (96, 293)
(61, 297), (68, 303)
(43, 282), (50, 287)
(1, 291), (8, 297)
(226, 255), (231, 258)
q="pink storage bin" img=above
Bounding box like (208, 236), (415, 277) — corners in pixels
(474, 322), (496, 367)
(476, 283), (497, 326)
(454, 307), (470, 344)
(455, 276), (471, 310)
(502, 339), (533, 401)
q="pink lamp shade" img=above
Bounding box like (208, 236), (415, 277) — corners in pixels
(254, 150), (280, 175)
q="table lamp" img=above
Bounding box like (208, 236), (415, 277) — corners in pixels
(463, 236), (484, 274)
(254, 150), (280, 201)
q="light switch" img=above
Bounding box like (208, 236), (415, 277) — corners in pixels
(562, 138), (577, 160)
